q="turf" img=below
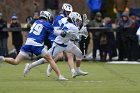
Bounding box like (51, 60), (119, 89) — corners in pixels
(0, 61), (140, 93)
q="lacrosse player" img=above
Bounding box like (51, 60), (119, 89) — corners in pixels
(0, 11), (68, 80)
(23, 12), (89, 78)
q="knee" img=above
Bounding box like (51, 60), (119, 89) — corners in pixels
(44, 54), (53, 62)
(11, 58), (20, 65)
(13, 61), (20, 65)
(57, 53), (63, 58)
(76, 52), (83, 61)
(66, 53), (74, 62)
(66, 53), (73, 59)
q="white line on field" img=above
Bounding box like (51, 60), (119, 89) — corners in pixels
(66, 80), (103, 83)
(107, 61), (140, 64)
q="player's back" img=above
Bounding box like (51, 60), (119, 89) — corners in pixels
(26, 20), (53, 46)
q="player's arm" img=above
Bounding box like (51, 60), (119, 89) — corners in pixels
(53, 17), (66, 36)
(53, 27), (64, 36)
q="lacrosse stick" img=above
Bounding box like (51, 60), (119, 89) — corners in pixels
(82, 14), (89, 27)
(82, 14), (89, 58)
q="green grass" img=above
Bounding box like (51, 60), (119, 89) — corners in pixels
(0, 61), (140, 93)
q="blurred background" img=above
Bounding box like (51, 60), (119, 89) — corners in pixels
(0, 0), (140, 61)
(0, 0), (140, 22)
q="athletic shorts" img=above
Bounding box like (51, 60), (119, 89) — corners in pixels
(48, 41), (83, 60)
(20, 45), (48, 57)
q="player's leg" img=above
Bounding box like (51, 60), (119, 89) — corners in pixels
(24, 58), (46, 76)
(47, 51), (76, 78)
(0, 51), (27, 65)
(66, 43), (88, 76)
(46, 52), (63, 76)
(65, 52), (76, 78)
(24, 45), (63, 77)
(43, 53), (66, 80)
(54, 52), (64, 62)
(24, 45), (67, 80)
(46, 44), (65, 76)
(42, 46), (67, 80)
(65, 52), (74, 69)
(24, 46), (54, 75)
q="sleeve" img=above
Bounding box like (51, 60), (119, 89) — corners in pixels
(53, 21), (67, 36)
(53, 16), (63, 27)
(44, 23), (54, 35)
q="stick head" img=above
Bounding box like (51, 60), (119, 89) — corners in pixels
(82, 14), (89, 26)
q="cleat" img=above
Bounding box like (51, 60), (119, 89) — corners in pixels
(23, 63), (30, 77)
(0, 56), (4, 64)
(46, 64), (52, 77)
(58, 75), (68, 81)
(76, 70), (88, 76)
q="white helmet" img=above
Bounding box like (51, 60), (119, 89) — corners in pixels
(69, 12), (82, 24)
(39, 11), (51, 20)
(62, 3), (73, 12)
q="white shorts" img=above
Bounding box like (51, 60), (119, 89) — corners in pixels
(48, 41), (82, 60)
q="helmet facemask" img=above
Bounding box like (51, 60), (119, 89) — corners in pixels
(63, 10), (71, 17)
(69, 12), (82, 27)
(39, 11), (52, 22)
(62, 3), (73, 17)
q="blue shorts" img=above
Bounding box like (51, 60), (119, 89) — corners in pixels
(20, 45), (45, 56)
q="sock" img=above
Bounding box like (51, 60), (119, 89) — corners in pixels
(76, 67), (80, 72)
(71, 68), (75, 73)
(58, 74), (63, 78)
(29, 58), (46, 69)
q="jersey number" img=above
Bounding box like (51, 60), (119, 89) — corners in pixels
(29, 23), (43, 35)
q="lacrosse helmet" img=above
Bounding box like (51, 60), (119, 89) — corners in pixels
(62, 3), (73, 12)
(69, 12), (82, 26)
(40, 11), (52, 20)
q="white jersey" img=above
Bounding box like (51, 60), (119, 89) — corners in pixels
(58, 17), (68, 26)
(54, 21), (79, 44)
(48, 18), (82, 60)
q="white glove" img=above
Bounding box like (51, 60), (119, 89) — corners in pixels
(79, 26), (88, 38)
(67, 30), (77, 34)
(66, 30), (79, 40)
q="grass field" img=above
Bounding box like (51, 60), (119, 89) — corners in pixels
(0, 61), (140, 93)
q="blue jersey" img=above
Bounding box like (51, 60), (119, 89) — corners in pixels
(53, 15), (64, 27)
(27, 20), (54, 45)
(20, 20), (53, 56)
(48, 14), (65, 41)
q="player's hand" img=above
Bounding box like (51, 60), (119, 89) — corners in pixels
(79, 26), (88, 38)
(60, 30), (66, 37)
